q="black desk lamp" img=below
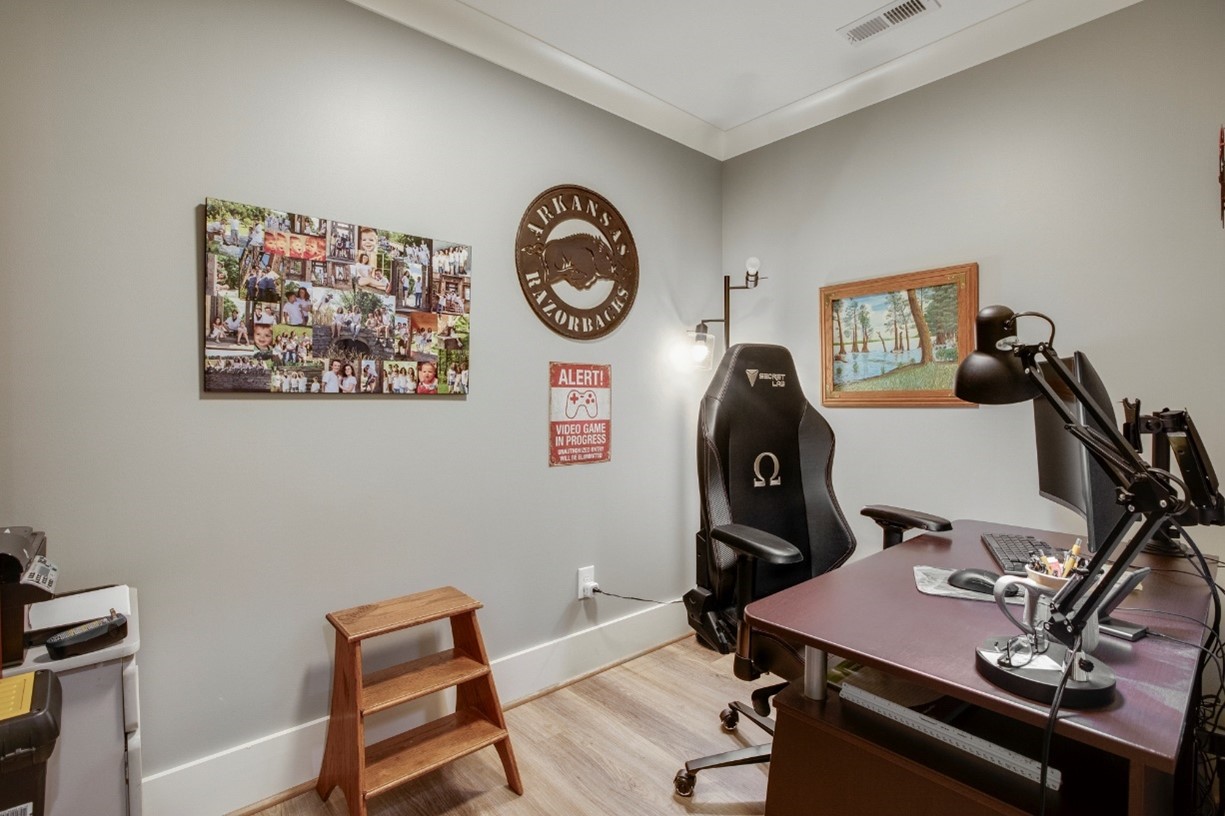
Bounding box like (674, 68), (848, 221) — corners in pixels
(955, 305), (1184, 707)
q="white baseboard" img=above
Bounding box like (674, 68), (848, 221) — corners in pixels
(141, 601), (688, 816)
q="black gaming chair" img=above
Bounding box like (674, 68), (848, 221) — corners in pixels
(675, 344), (949, 797)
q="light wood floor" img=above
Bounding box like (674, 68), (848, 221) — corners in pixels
(246, 636), (772, 816)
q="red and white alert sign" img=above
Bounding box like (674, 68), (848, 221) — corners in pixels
(549, 362), (611, 466)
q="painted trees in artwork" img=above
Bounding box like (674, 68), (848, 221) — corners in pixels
(843, 299), (860, 354)
(833, 299), (846, 359)
(922, 284), (959, 347)
(829, 282), (959, 386)
(885, 292), (909, 353)
(857, 303), (871, 354)
(834, 299), (875, 357)
(907, 288), (934, 365)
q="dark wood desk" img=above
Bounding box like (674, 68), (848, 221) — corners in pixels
(745, 519), (1215, 816)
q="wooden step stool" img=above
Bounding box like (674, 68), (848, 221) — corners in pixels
(316, 586), (522, 816)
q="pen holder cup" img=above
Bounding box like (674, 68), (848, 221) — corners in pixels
(1024, 566), (1071, 591)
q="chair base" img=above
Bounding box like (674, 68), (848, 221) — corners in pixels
(674, 700), (776, 797)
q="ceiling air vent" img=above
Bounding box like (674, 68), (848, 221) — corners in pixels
(838, 0), (941, 45)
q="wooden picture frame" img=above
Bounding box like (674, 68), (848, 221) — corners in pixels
(820, 263), (978, 408)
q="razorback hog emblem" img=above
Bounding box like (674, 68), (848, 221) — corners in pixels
(525, 234), (626, 290)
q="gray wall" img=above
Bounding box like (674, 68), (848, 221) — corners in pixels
(3, 0), (1223, 790)
(722, 0), (1225, 555)
(0, 0), (720, 773)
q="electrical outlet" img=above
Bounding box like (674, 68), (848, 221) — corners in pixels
(576, 566), (596, 600)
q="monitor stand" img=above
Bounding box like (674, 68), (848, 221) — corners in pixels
(1143, 530), (1189, 557)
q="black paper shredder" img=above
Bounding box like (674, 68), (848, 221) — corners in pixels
(0, 670), (62, 816)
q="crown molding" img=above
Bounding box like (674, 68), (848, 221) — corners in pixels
(346, 0), (1139, 161)
(720, 0), (1141, 159)
(347, 0), (725, 157)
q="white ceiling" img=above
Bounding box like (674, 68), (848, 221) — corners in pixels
(347, 0), (1140, 159)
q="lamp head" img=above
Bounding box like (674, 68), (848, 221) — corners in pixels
(744, 256), (761, 288)
(954, 305), (1040, 404)
(690, 321), (715, 367)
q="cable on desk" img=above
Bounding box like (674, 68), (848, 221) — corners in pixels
(1117, 607), (1217, 631)
(1144, 565), (1220, 579)
(1149, 632), (1225, 689)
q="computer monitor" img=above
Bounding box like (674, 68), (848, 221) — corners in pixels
(1033, 351), (1129, 554)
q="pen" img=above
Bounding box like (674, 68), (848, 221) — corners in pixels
(1063, 539), (1082, 575)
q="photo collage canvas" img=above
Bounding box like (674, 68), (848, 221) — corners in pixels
(203, 198), (471, 395)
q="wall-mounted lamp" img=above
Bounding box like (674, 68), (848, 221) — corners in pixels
(691, 257), (765, 366)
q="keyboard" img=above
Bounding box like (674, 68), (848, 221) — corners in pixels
(981, 532), (1055, 575)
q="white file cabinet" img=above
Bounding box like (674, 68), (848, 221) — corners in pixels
(5, 587), (141, 816)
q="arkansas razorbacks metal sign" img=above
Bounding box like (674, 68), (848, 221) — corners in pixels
(515, 185), (639, 340)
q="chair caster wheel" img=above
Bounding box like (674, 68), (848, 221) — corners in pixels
(720, 707), (739, 732)
(674, 769), (696, 797)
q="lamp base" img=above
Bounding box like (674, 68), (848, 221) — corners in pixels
(975, 637), (1116, 708)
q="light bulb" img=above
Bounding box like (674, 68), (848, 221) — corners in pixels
(744, 257), (761, 288)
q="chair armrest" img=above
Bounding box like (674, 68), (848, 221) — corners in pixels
(711, 524), (803, 564)
(861, 505), (952, 549)
(861, 505), (951, 531)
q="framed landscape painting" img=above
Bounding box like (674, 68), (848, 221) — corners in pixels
(819, 263), (978, 408)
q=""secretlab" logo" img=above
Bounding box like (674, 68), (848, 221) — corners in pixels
(746, 369), (786, 388)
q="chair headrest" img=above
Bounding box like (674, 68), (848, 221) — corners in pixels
(705, 344), (806, 413)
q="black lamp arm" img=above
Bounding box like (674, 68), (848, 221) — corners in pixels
(1047, 511), (1168, 648)
(1014, 342), (1181, 648)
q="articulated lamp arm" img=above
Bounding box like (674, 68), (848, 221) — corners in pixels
(998, 339), (1179, 649)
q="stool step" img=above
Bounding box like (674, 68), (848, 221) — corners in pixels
(327, 587), (480, 642)
(363, 709), (507, 799)
(362, 649), (489, 715)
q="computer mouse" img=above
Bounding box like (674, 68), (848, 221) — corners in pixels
(948, 567), (1018, 596)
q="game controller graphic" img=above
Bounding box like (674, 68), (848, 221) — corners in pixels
(565, 389), (599, 419)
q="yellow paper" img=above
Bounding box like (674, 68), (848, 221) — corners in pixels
(0, 673), (35, 720)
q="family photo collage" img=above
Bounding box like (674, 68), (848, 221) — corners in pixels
(203, 198), (472, 395)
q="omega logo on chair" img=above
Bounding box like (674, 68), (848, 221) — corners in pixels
(753, 452), (782, 487)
